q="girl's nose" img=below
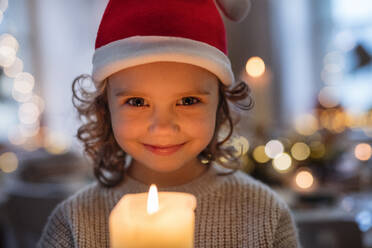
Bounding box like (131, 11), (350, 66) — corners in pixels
(148, 108), (180, 133)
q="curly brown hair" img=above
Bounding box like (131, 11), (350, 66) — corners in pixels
(72, 74), (254, 187)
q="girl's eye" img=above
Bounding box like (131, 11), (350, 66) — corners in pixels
(177, 97), (201, 106)
(124, 96), (201, 107)
(125, 97), (148, 107)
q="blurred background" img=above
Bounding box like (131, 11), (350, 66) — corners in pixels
(0, 0), (372, 247)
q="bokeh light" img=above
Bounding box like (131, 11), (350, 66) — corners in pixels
(8, 126), (27, 145)
(309, 141), (326, 159)
(245, 56), (265, 78)
(331, 110), (346, 133)
(253, 145), (270, 163)
(30, 94), (45, 113)
(323, 51), (345, 68)
(291, 142), (311, 161)
(0, 45), (16, 67)
(0, 33), (18, 52)
(0, 152), (18, 173)
(294, 113), (318, 136)
(19, 122), (40, 138)
(13, 72), (35, 94)
(265, 139), (284, 159)
(295, 169), (314, 189)
(272, 153), (292, 173)
(318, 86), (339, 108)
(334, 31), (356, 52)
(18, 102), (40, 124)
(4, 57), (23, 78)
(12, 88), (32, 102)
(354, 143), (372, 161)
(44, 131), (70, 154)
(0, 10), (3, 24)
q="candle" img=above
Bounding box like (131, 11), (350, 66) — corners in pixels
(109, 184), (197, 248)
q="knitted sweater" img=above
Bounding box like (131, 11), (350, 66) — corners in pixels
(37, 163), (301, 248)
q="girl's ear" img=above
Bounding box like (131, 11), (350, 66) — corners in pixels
(215, 0), (251, 23)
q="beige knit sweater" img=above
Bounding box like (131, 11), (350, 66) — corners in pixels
(37, 162), (301, 247)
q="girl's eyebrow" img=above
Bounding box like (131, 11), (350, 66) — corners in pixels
(114, 89), (211, 97)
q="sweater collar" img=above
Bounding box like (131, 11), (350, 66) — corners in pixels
(115, 162), (236, 197)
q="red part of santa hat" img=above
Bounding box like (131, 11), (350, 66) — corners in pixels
(92, 0), (237, 86)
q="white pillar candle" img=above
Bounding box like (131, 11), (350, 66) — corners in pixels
(110, 184), (197, 248)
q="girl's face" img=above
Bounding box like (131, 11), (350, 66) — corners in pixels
(107, 62), (219, 173)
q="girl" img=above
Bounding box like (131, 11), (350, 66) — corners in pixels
(38, 0), (301, 247)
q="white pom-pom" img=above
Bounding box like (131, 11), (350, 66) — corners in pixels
(216, 0), (251, 23)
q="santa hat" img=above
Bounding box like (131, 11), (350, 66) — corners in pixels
(92, 0), (250, 87)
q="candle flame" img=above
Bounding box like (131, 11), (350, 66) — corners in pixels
(147, 184), (159, 215)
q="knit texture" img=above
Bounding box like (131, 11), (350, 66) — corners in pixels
(37, 162), (301, 248)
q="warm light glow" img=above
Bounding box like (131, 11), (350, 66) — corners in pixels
(4, 57), (23, 78)
(309, 141), (326, 158)
(319, 110), (331, 129)
(18, 102), (40, 124)
(13, 72), (35, 94)
(272, 153), (292, 173)
(265, 139), (284, 159)
(318, 86), (339, 108)
(253, 145), (270, 163)
(291, 142), (311, 161)
(294, 114), (318, 136)
(331, 110), (346, 133)
(354, 143), (372, 161)
(44, 131), (70, 154)
(245, 56), (265, 78)
(147, 184), (159, 215)
(0, 152), (18, 173)
(295, 170), (314, 189)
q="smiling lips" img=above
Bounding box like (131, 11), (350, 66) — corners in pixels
(143, 143), (186, 155)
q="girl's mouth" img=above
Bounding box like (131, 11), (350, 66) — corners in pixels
(143, 143), (186, 156)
